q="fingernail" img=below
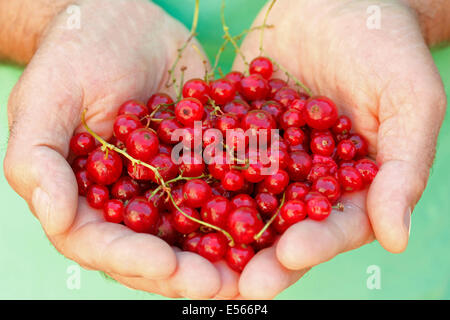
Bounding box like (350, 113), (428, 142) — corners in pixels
(32, 187), (51, 226)
(403, 207), (412, 236)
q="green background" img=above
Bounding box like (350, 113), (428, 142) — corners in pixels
(0, 0), (449, 299)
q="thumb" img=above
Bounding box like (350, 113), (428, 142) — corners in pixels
(4, 61), (82, 236)
(367, 62), (447, 253)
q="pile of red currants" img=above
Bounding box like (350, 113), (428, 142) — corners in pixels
(70, 56), (378, 273)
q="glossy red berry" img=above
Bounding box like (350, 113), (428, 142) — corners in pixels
(86, 147), (123, 185)
(241, 110), (277, 134)
(147, 93), (174, 112)
(230, 194), (257, 210)
(284, 127), (307, 147)
(354, 159), (378, 184)
(290, 98), (307, 113)
(227, 207), (263, 245)
(285, 182), (310, 201)
(201, 195), (232, 229)
(103, 199), (124, 223)
(75, 169), (92, 196)
(332, 115), (352, 135)
(210, 79), (235, 105)
(155, 214), (178, 245)
(113, 114), (143, 142)
(225, 71), (244, 86)
(198, 232), (228, 262)
(125, 128), (159, 162)
(310, 133), (336, 156)
(183, 179), (212, 208)
(337, 139), (357, 160)
(255, 192), (279, 216)
(338, 167), (364, 192)
(225, 244), (255, 272)
(253, 226), (276, 251)
(182, 78), (210, 104)
(118, 100), (149, 119)
(172, 206), (201, 234)
(182, 232), (203, 253)
(286, 151), (312, 181)
(223, 100), (250, 119)
(304, 96), (338, 130)
(148, 154), (178, 183)
(221, 170), (245, 191)
(239, 74), (269, 101)
(175, 98), (204, 127)
(273, 87), (300, 108)
(179, 153), (205, 177)
(86, 184), (109, 209)
(268, 78), (287, 98)
(70, 132), (96, 156)
(263, 169), (289, 195)
(249, 56), (273, 79)
(279, 108), (305, 129)
(243, 161), (265, 183)
(306, 194), (332, 221)
(280, 200), (307, 225)
(124, 197), (159, 233)
(349, 133), (369, 157)
(261, 101), (284, 120)
(312, 176), (341, 203)
(72, 156), (88, 172)
(157, 118), (183, 145)
(111, 176), (140, 201)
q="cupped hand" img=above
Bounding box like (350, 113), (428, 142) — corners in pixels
(233, 0), (447, 298)
(3, 0), (240, 299)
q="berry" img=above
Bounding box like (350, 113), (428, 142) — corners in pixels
(279, 108), (305, 129)
(118, 100), (149, 119)
(172, 206), (201, 234)
(157, 118), (183, 145)
(201, 195), (233, 229)
(75, 169), (92, 196)
(70, 132), (96, 156)
(249, 56), (273, 79)
(210, 79), (235, 105)
(183, 179), (212, 208)
(280, 200), (307, 225)
(261, 101), (284, 120)
(72, 156), (88, 172)
(337, 139), (357, 160)
(273, 87), (300, 108)
(354, 159), (378, 184)
(240, 74), (269, 101)
(225, 71), (244, 86)
(263, 169), (289, 195)
(243, 161), (265, 183)
(286, 151), (312, 181)
(182, 79), (210, 104)
(175, 98), (204, 126)
(227, 207), (263, 244)
(332, 115), (352, 135)
(253, 226), (276, 250)
(338, 167), (364, 192)
(198, 232), (228, 262)
(113, 114), (143, 142)
(230, 194), (257, 210)
(148, 154), (178, 183)
(306, 194), (332, 221)
(255, 192), (279, 216)
(268, 79), (287, 98)
(225, 244), (255, 272)
(86, 147), (123, 185)
(223, 100), (250, 119)
(86, 184), (109, 209)
(111, 176), (140, 201)
(103, 199), (124, 223)
(312, 176), (341, 203)
(349, 133), (369, 157)
(147, 93), (174, 112)
(284, 127), (307, 147)
(125, 128), (159, 162)
(179, 153), (205, 177)
(285, 182), (310, 201)
(124, 197), (159, 233)
(304, 96), (338, 130)
(310, 133), (335, 156)
(182, 232), (203, 253)
(222, 170), (245, 191)
(155, 214), (178, 245)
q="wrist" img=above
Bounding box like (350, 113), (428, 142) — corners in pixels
(0, 0), (75, 64)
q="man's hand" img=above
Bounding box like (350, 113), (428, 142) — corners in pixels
(3, 0), (239, 299)
(233, 0), (447, 298)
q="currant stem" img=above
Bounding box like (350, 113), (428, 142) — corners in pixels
(254, 192), (286, 240)
(221, 0), (249, 74)
(166, 191), (235, 247)
(259, 0), (277, 54)
(333, 202), (345, 212)
(81, 109), (167, 189)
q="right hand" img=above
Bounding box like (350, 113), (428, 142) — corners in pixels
(4, 0), (239, 299)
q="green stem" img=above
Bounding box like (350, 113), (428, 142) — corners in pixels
(259, 0), (277, 54)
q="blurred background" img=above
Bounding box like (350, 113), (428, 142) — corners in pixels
(0, 0), (449, 299)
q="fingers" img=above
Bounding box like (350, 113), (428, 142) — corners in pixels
(53, 199), (177, 280)
(4, 61), (82, 236)
(239, 247), (308, 300)
(368, 66), (447, 253)
(166, 252), (221, 299)
(276, 191), (373, 270)
(213, 261), (240, 299)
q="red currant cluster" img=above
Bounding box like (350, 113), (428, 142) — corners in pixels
(70, 56), (378, 273)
